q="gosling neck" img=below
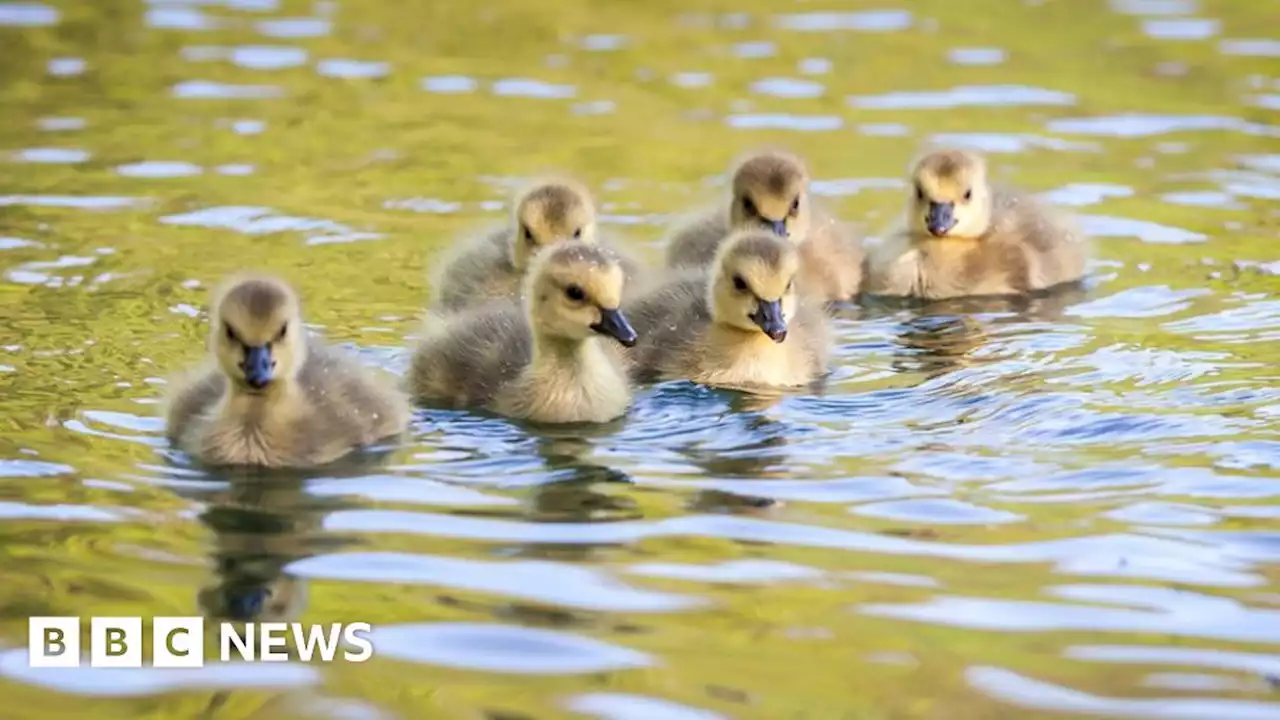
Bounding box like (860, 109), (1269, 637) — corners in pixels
(532, 333), (596, 366)
(709, 320), (779, 349)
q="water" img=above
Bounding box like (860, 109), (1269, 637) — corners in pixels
(1, 0), (1278, 717)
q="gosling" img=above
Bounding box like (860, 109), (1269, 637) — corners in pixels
(626, 229), (830, 389)
(409, 241), (637, 424)
(163, 275), (410, 468)
(431, 177), (640, 312)
(662, 150), (862, 302)
(861, 148), (1087, 300)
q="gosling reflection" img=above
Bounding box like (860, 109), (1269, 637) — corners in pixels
(861, 281), (1089, 321)
(677, 410), (790, 515)
(192, 470), (350, 623)
(891, 314), (989, 377)
(883, 283), (1091, 377)
(528, 434), (637, 523)
(497, 434), (640, 565)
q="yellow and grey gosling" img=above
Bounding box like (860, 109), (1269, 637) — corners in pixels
(861, 148), (1088, 300)
(163, 274), (410, 468)
(626, 228), (831, 389)
(409, 241), (638, 424)
(431, 176), (642, 313)
(662, 149), (863, 302)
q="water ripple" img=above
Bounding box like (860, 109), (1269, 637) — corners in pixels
(1219, 38), (1280, 56)
(0, 195), (146, 209)
(1048, 113), (1280, 137)
(325, 511), (1270, 586)
(0, 458), (70, 477)
(7, 147), (90, 163)
(369, 623), (652, 673)
(863, 588), (1280, 642)
(159, 205), (381, 244)
(1067, 644), (1280, 676)
(626, 559), (823, 584)
(230, 45), (308, 70)
(850, 85), (1075, 110)
(1142, 18), (1219, 40)
(749, 77), (824, 99)
(492, 78), (576, 99)
(290, 552), (702, 612)
(1078, 214), (1207, 243)
(725, 114), (842, 131)
(947, 47), (1006, 65)
(774, 10), (912, 32)
(0, 2), (58, 26)
(0, 650), (318, 696)
(566, 693), (726, 720)
(116, 161), (203, 178)
(969, 666), (1279, 719)
(172, 80), (283, 99)
(46, 57), (84, 76)
(421, 75), (477, 94)
(255, 16), (330, 38)
(317, 59), (389, 79)
(146, 6), (222, 30)
(850, 498), (1024, 525)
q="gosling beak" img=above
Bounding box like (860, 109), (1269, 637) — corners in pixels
(591, 307), (638, 348)
(750, 298), (788, 343)
(926, 201), (956, 237)
(241, 344), (274, 389)
(765, 219), (789, 238)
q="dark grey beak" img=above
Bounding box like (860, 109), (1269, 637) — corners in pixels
(766, 219), (789, 237)
(241, 345), (274, 388)
(591, 307), (638, 347)
(750, 299), (788, 343)
(926, 201), (956, 237)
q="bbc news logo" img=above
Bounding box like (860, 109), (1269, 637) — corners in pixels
(29, 617), (373, 667)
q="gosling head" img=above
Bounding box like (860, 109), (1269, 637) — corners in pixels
(709, 230), (799, 344)
(209, 274), (305, 393)
(510, 178), (598, 271)
(909, 149), (993, 239)
(524, 241), (637, 348)
(727, 150), (811, 242)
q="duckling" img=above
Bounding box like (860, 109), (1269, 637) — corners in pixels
(163, 275), (410, 468)
(861, 148), (1088, 300)
(431, 177), (642, 312)
(627, 229), (830, 389)
(409, 241), (638, 424)
(662, 150), (863, 302)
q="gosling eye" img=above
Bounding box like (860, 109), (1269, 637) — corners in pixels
(786, 278), (795, 293)
(274, 323), (288, 342)
(522, 226), (535, 243)
(572, 227), (582, 239)
(742, 197), (757, 217)
(565, 284), (586, 302)
(732, 274), (748, 293)
(224, 324), (240, 344)
(915, 185), (925, 201)
(788, 196), (800, 216)
(962, 188), (973, 201)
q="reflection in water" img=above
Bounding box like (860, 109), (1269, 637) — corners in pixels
(889, 314), (990, 377)
(527, 434), (638, 526)
(510, 434), (640, 576)
(673, 406), (792, 514)
(866, 284), (1091, 377)
(186, 471), (351, 623)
